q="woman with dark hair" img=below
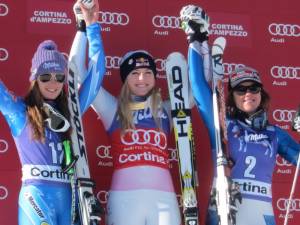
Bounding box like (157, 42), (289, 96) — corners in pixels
(180, 4), (300, 225)
(0, 1), (105, 224)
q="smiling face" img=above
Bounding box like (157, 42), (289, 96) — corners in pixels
(126, 68), (155, 96)
(233, 81), (262, 115)
(37, 73), (65, 100)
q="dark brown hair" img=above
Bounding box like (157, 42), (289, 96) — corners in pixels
(24, 81), (71, 142)
(226, 85), (270, 118)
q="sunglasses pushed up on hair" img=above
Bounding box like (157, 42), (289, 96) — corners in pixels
(38, 73), (66, 83)
(233, 84), (262, 96)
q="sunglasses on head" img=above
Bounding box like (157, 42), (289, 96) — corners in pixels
(38, 73), (66, 83)
(233, 84), (262, 96)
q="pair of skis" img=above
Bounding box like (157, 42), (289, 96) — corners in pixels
(166, 36), (231, 225)
(166, 52), (199, 225)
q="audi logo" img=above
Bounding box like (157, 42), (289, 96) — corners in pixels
(0, 139), (8, 153)
(0, 186), (8, 200)
(105, 56), (121, 69)
(271, 66), (300, 80)
(268, 23), (300, 37)
(97, 190), (109, 204)
(96, 145), (112, 159)
(168, 147), (178, 162)
(121, 129), (167, 149)
(272, 109), (296, 122)
(152, 15), (181, 29)
(0, 3), (8, 16)
(0, 48), (8, 61)
(277, 198), (300, 211)
(276, 155), (292, 167)
(99, 11), (129, 26)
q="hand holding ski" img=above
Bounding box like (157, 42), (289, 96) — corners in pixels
(180, 4), (210, 43)
(67, 1), (104, 224)
(74, 0), (99, 26)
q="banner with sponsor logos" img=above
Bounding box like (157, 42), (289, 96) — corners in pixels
(0, 0), (300, 224)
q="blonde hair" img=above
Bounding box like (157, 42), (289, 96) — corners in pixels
(116, 80), (163, 132)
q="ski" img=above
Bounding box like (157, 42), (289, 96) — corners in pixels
(67, 47), (102, 225)
(284, 107), (300, 225)
(166, 52), (199, 225)
(211, 37), (232, 225)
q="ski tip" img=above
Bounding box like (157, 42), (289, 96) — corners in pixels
(165, 52), (187, 75)
(212, 37), (226, 56)
(166, 52), (185, 62)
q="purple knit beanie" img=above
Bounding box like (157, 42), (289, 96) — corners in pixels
(30, 40), (67, 81)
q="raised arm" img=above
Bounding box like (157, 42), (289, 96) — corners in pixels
(180, 5), (216, 149)
(70, 0), (106, 115)
(0, 81), (26, 136)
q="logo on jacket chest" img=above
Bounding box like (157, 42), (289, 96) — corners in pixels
(132, 108), (167, 125)
(232, 125), (273, 157)
(120, 128), (167, 150)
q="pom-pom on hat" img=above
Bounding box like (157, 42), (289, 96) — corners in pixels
(229, 66), (262, 89)
(119, 50), (157, 83)
(30, 40), (67, 81)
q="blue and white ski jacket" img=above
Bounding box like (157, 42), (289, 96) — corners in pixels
(188, 41), (300, 203)
(0, 23), (105, 186)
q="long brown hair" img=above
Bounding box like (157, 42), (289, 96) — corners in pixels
(116, 80), (163, 132)
(24, 81), (71, 142)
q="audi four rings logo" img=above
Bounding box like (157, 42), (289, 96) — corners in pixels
(272, 109), (296, 122)
(276, 155), (292, 167)
(268, 23), (300, 37)
(96, 145), (112, 159)
(223, 63), (245, 75)
(99, 11), (129, 26)
(0, 3), (8, 16)
(277, 198), (300, 211)
(0, 48), (8, 61)
(0, 139), (8, 153)
(105, 56), (121, 69)
(97, 190), (108, 204)
(271, 66), (300, 79)
(152, 15), (181, 29)
(121, 129), (167, 149)
(0, 186), (8, 200)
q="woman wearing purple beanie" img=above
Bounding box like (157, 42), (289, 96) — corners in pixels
(0, 0), (105, 224)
